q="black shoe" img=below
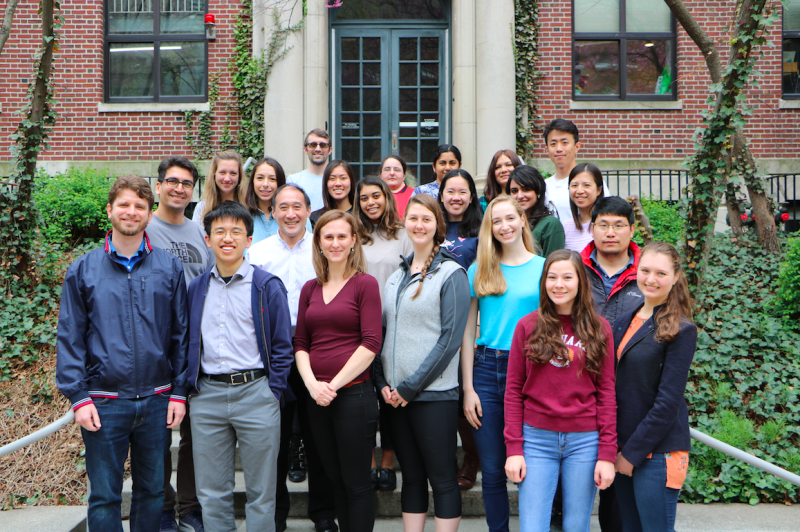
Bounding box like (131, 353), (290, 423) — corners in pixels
(315, 519), (338, 532)
(551, 507), (563, 531)
(377, 468), (396, 491)
(276, 521), (287, 532)
(288, 435), (307, 483)
(371, 468), (379, 490)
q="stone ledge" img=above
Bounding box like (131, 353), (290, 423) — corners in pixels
(97, 102), (210, 113)
(569, 100), (683, 111)
(778, 99), (800, 109)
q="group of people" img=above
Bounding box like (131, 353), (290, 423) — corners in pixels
(55, 119), (697, 532)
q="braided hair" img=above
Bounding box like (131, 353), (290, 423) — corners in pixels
(405, 194), (447, 300)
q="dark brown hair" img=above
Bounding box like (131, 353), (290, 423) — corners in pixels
(321, 159), (356, 211)
(244, 156), (286, 217)
(568, 162), (605, 231)
(640, 242), (694, 342)
(353, 176), (404, 245)
(108, 175), (154, 210)
(483, 149), (522, 204)
(526, 249), (607, 376)
(404, 194), (447, 300)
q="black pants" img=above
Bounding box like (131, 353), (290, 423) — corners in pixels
(276, 365), (337, 524)
(307, 381), (379, 532)
(389, 400), (461, 519)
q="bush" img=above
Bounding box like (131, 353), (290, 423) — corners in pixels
(769, 237), (800, 322)
(632, 198), (683, 246)
(33, 167), (112, 244)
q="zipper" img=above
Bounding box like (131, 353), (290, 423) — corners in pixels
(259, 289), (272, 373)
(128, 272), (140, 397)
(391, 265), (425, 388)
(193, 286), (208, 392)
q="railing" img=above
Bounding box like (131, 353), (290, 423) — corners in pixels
(604, 169), (690, 202)
(766, 173), (800, 230)
(0, 409), (74, 459)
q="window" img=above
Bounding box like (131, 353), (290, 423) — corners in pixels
(784, 0), (800, 98)
(104, 0), (207, 102)
(572, 0), (676, 100)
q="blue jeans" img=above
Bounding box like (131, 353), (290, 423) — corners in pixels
(614, 453), (680, 532)
(518, 425), (598, 532)
(82, 394), (170, 532)
(471, 347), (509, 532)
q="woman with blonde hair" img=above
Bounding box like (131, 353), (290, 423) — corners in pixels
(191, 151), (246, 226)
(294, 210), (382, 532)
(461, 197), (545, 532)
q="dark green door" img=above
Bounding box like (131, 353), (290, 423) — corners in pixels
(333, 28), (448, 186)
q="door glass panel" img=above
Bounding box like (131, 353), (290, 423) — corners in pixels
(363, 140), (382, 163)
(335, 0), (445, 21)
(342, 139), (360, 162)
(420, 89), (438, 111)
(399, 140), (417, 165)
(342, 38), (359, 60)
(363, 114), (381, 136)
(363, 88), (381, 111)
(363, 165), (381, 177)
(399, 113), (417, 137)
(420, 38), (439, 60)
(400, 63), (418, 86)
(363, 38), (381, 60)
(400, 38), (417, 60)
(342, 88), (360, 111)
(399, 89), (417, 111)
(341, 113), (360, 137)
(363, 63), (381, 85)
(421, 63), (439, 86)
(420, 114), (439, 137)
(342, 63), (359, 85)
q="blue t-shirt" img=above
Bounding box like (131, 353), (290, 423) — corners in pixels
(468, 255), (546, 350)
(442, 221), (478, 269)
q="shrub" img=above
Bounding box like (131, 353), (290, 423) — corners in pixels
(769, 237), (800, 322)
(632, 198), (683, 246)
(33, 167), (112, 245)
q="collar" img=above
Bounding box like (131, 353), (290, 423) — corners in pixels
(104, 230), (152, 255)
(277, 228), (312, 250)
(589, 247), (634, 277)
(211, 257), (253, 282)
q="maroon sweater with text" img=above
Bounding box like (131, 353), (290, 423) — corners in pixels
(504, 311), (617, 462)
(294, 273), (382, 383)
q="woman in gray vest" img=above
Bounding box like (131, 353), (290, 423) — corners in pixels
(374, 194), (470, 532)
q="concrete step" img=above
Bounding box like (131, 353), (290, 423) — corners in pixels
(0, 506), (86, 532)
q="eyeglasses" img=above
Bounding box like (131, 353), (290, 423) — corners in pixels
(305, 142), (330, 149)
(593, 222), (630, 232)
(382, 166), (404, 173)
(211, 228), (247, 239)
(163, 178), (195, 190)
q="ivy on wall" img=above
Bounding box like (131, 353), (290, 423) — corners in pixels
(183, 75), (220, 160)
(514, 0), (541, 160)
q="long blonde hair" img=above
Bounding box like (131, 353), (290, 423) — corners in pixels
(201, 151), (246, 218)
(312, 210), (367, 284)
(473, 197), (537, 297)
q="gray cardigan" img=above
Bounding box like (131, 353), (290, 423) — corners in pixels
(374, 250), (470, 402)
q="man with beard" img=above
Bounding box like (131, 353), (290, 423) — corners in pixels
(287, 128), (332, 212)
(57, 175), (189, 532)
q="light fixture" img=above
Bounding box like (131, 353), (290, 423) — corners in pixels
(205, 14), (216, 40)
(644, 41), (654, 47)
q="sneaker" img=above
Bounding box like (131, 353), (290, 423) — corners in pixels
(160, 511), (178, 532)
(378, 468), (397, 491)
(371, 467), (379, 490)
(178, 510), (205, 532)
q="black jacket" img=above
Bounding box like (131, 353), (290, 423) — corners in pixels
(582, 241), (643, 324)
(613, 305), (697, 467)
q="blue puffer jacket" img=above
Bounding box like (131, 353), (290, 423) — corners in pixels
(186, 264), (293, 403)
(56, 233), (190, 410)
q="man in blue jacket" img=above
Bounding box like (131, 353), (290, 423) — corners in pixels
(56, 175), (189, 532)
(187, 201), (293, 532)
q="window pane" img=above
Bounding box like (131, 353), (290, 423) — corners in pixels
(420, 89), (438, 111)
(786, 1), (800, 31)
(421, 63), (439, 86)
(363, 88), (381, 111)
(573, 41), (620, 96)
(420, 38), (439, 60)
(400, 63), (418, 86)
(342, 63), (359, 86)
(161, 0), (205, 34)
(400, 38), (417, 61)
(160, 42), (206, 97)
(341, 113), (360, 137)
(363, 63), (381, 85)
(109, 43), (154, 97)
(335, 0), (445, 20)
(626, 0), (670, 32)
(784, 39), (800, 95)
(363, 114), (381, 137)
(363, 38), (380, 60)
(108, 0), (154, 34)
(574, 0), (619, 33)
(399, 140), (418, 165)
(363, 140), (382, 162)
(627, 40), (673, 95)
(342, 38), (359, 61)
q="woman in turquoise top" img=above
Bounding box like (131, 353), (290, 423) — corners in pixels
(460, 196), (546, 532)
(245, 156), (310, 244)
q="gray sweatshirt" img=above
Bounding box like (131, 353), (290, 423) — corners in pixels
(375, 250), (470, 402)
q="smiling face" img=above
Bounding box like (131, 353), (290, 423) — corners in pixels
(490, 202), (524, 247)
(215, 159), (240, 197)
(275, 188), (310, 240)
(304, 133), (332, 166)
(205, 216), (252, 269)
(319, 219), (355, 265)
(327, 165), (351, 203)
(107, 189), (152, 237)
(508, 180), (538, 212)
(592, 214), (634, 257)
(253, 163), (278, 207)
(441, 176), (471, 221)
(545, 130), (581, 172)
(569, 171), (601, 211)
(433, 151), (460, 183)
(156, 166), (194, 212)
(380, 158), (406, 191)
(637, 251), (678, 307)
(359, 185), (386, 223)
(405, 203), (437, 248)
(494, 154), (515, 189)
(545, 259), (580, 314)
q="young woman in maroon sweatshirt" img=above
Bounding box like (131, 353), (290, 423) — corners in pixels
(504, 249), (617, 532)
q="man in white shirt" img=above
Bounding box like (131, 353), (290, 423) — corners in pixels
(287, 129), (332, 212)
(249, 185), (338, 532)
(543, 118), (610, 222)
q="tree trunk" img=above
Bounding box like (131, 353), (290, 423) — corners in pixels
(725, 184), (744, 237)
(627, 196), (654, 246)
(0, 0), (19, 56)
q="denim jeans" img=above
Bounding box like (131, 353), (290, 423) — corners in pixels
(471, 347), (509, 532)
(82, 394), (170, 532)
(518, 424), (598, 532)
(614, 453), (680, 532)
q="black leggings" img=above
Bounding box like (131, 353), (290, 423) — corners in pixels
(307, 381), (379, 532)
(389, 400), (461, 519)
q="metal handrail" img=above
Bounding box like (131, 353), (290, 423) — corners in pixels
(690, 428), (800, 487)
(0, 409), (74, 459)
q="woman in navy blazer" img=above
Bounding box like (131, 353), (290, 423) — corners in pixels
(612, 242), (697, 532)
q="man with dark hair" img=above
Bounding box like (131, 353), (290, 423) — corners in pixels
(188, 200), (293, 532)
(56, 175), (189, 532)
(148, 156), (211, 532)
(287, 128), (332, 212)
(580, 195), (642, 532)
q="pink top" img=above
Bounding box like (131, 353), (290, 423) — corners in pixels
(392, 185), (415, 217)
(294, 273), (383, 383)
(504, 311), (617, 462)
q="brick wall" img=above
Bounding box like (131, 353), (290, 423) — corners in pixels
(0, 0), (241, 163)
(535, 0), (798, 164)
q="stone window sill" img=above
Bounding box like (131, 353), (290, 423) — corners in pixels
(569, 100), (683, 111)
(779, 99), (800, 109)
(97, 102), (210, 113)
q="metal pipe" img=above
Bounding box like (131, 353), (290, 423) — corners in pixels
(0, 410), (74, 458)
(690, 428), (800, 487)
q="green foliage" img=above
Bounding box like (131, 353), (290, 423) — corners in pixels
(632, 199), (684, 246)
(183, 75), (221, 160)
(768, 237), (800, 322)
(32, 167), (111, 244)
(514, 0), (541, 159)
(682, 231), (800, 503)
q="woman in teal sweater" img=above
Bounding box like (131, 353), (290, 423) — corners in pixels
(506, 166), (565, 259)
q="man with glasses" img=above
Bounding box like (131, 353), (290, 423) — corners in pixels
(287, 128), (332, 212)
(148, 156), (212, 532)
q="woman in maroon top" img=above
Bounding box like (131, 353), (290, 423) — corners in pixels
(295, 210), (382, 532)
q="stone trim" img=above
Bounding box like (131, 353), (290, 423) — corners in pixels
(778, 99), (800, 109)
(569, 100), (683, 111)
(97, 102), (211, 113)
